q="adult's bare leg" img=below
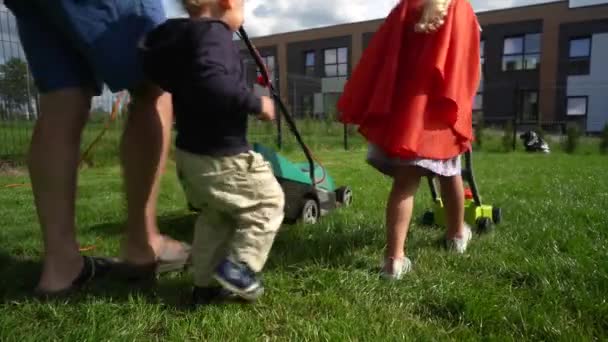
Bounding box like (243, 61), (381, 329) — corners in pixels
(120, 84), (185, 265)
(29, 88), (93, 292)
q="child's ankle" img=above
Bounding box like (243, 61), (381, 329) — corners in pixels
(381, 256), (413, 280)
(384, 251), (406, 261)
(383, 256), (404, 270)
(446, 225), (466, 239)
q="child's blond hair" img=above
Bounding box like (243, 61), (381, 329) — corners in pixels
(415, 0), (453, 33)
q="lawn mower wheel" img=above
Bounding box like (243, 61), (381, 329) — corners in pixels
(476, 217), (493, 233)
(336, 186), (353, 207)
(492, 207), (503, 225)
(301, 198), (320, 225)
(422, 211), (435, 226)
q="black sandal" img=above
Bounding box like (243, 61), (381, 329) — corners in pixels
(34, 256), (117, 299)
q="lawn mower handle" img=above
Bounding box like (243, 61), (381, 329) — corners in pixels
(427, 150), (482, 206)
(238, 26), (316, 186)
(463, 151), (482, 206)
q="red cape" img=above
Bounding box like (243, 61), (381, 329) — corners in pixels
(338, 0), (480, 160)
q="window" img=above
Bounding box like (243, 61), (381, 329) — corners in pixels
(502, 33), (541, 71)
(258, 55), (276, 82)
(520, 90), (539, 121)
(569, 37), (591, 75)
(567, 96), (588, 116)
(324, 47), (348, 78)
(304, 51), (315, 76)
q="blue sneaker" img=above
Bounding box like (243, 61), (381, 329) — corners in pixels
(213, 259), (264, 301)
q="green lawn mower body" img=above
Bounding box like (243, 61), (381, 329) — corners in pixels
(253, 143), (352, 224)
(187, 143), (352, 224)
(421, 151), (502, 233)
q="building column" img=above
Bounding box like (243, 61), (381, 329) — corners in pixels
(351, 31), (364, 71)
(277, 42), (289, 107)
(539, 18), (560, 123)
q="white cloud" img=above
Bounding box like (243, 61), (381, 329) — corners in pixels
(162, 0), (559, 36)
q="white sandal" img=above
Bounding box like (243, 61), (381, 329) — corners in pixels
(446, 224), (473, 254)
(380, 257), (413, 280)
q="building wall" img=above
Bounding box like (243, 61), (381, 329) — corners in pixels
(477, 1), (608, 124)
(557, 18), (608, 132)
(242, 19), (380, 107)
(285, 36), (351, 117)
(286, 36), (351, 77)
(567, 33), (608, 132)
(362, 32), (375, 50)
(481, 20), (543, 122)
(239, 45), (277, 101)
(241, 1), (608, 131)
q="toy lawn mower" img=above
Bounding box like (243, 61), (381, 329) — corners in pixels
(421, 151), (502, 233)
(188, 27), (353, 224)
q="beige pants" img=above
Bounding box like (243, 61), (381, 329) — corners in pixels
(176, 149), (285, 287)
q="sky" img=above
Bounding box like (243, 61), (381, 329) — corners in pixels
(162, 0), (560, 36)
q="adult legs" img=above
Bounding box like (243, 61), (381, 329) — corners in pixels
(120, 84), (186, 266)
(29, 88), (94, 292)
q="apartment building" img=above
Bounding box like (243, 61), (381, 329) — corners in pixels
(242, 0), (608, 132)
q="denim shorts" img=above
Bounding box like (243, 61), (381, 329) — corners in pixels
(5, 0), (166, 94)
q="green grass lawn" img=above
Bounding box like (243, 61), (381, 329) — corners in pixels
(1, 146), (607, 340)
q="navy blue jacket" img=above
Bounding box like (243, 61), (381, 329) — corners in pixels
(140, 18), (261, 156)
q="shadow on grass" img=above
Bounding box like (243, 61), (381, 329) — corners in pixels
(1, 212), (380, 307)
(267, 222), (382, 272)
(91, 211), (382, 272)
(0, 250), (197, 310)
(0, 211), (198, 308)
(0, 252), (40, 301)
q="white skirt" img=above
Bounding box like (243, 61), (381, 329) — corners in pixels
(367, 144), (461, 178)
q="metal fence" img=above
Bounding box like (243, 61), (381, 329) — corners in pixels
(1, 6), (606, 161)
(0, 6), (36, 158)
(0, 6), (121, 160)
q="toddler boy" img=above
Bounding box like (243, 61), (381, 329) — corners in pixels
(139, 0), (285, 304)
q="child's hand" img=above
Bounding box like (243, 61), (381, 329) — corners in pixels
(258, 96), (276, 121)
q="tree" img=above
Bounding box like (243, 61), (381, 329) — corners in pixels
(0, 58), (37, 119)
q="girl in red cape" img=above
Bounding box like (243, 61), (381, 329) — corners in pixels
(338, 0), (481, 279)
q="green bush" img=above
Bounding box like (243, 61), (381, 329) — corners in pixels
(564, 125), (581, 154)
(600, 123), (608, 155)
(502, 121), (514, 152)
